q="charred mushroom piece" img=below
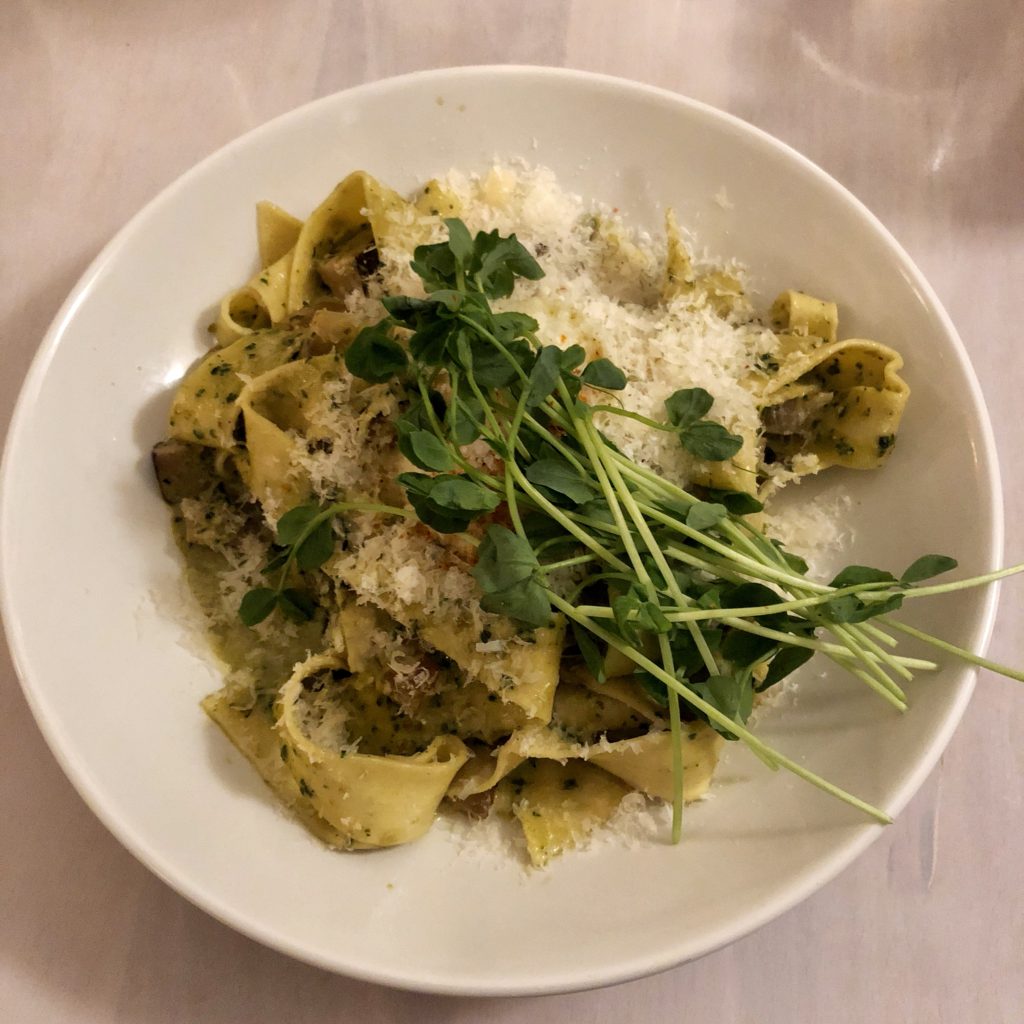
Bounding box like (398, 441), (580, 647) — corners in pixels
(151, 440), (218, 503)
(354, 245), (380, 279)
(446, 788), (496, 820)
(317, 253), (362, 298)
(761, 392), (833, 437)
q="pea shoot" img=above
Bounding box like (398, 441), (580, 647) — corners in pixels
(241, 218), (1024, 842)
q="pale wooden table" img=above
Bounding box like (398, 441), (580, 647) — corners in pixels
(2, 2), (1022, 1020)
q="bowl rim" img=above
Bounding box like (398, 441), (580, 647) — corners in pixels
(0, 64), (1005, 996)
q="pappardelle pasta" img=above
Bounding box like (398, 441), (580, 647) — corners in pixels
(154, 167), (909, 866)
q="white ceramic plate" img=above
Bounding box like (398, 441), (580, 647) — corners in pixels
(0, 67), (1003, 995)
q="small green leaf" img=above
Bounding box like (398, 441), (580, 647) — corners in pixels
(611, 590), (643, 645)
(465, 338), (527, 389)
(410, 240), (457, 291)
(721, 628), (776, 667)
(665, 387), (714, 428)
(636, 671), (670, 708)
(381, 294), (433, 325)
(680, 421), (744, 461)
(239, 587), (278, 627)
(829, 565), (896, 588)
(525, 458), (595, 505)
(398, 427), (457, 472)
(900, 554), (958, 585)
(760, 646), (815, 690)
(526, 346), (563, 408)
(409, 318), (455, 365)
(685, 501), (728, 531)
(444, 217), (474, 264)
(344, 323), (407, 382)
(429, 476), (501, 513)
(572, 622), (606, 683)
(703, 487), (763, 515)
(260, 548), (290, 575)
(637, 601), (672, 635)
(279, 588), (317, 623)
(695, 671), (754, 739)
(480, 577), (551, 628)
(294, 518), (335, 571)
(559, 345), (587, 372)
(472, 230), (544, 298)
(472, 525), (539, 593)
(490, 311), (539, 343)
(276, 504), (321, 546)
(580, 358), (627, 391)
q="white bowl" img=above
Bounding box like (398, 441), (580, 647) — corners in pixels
(0, 66), (1002, 995)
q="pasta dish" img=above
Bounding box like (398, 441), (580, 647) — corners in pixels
(153, 167), (914, 866)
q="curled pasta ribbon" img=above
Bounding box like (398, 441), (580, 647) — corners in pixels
(761, 336), (909, 471)
(275, 653), (471, 848)
(256, 201), (302, 268)
(167, 327), (306, 450)
(202, 684), (352, 849)
(757, 289), (909, 471)
(211, 202), (303, 344)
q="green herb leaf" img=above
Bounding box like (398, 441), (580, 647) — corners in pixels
(685, 501), (728, 531)
(472, 525), (539, 593)
(344, 323), (407, 382)
(900, 554), (958, 585)
(830, 565), (897, 588)
(239, 587), (278, 627)
(760, 646), (815, 690)
(279, 588), (317, 623)
(580, 358), (627, 391)
(572, 622), (606, 683)
(429, 475), (501, 513)
(526, 346), (563, 408)
(665, 387), (714, 428)
(409, 318), (456, 365)
(471, 229), (544, 298)
(703, 487), (764, 515)
(294, 518), (335, 571)
(680, 421), (744, 462)
(636, 671), (670, 707)
(444, 217), (474, 264)
(479, 577), (551, 628)
(397, 426), (457, 472)
(525, 458), (595, 505)
(694, 671), (754, 740)
(276, 504), (322, 546)
(410, 240), (457, 291)
(490, 311), (539, 343)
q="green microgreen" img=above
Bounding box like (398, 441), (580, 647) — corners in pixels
(237, 216), (1024, 844)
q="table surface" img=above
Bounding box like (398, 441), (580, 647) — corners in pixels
(2, 1), (1022, 1020)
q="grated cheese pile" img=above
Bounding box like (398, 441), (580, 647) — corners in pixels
(297, 163), (845, 613)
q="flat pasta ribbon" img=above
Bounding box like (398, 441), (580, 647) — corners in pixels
(275, 653), (471, 848)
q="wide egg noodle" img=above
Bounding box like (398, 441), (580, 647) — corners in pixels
(760, 291), (909, 470)
(202, 685), (351, 848)
(275, 653), (471, 848)
(286, 171), (401, 313)
(213, 249), (295, 345)
(168, 327), (306, 450)
(256, 200), (303, 268)
(504, 760), (631, 868)
(235, 359), (323, 513)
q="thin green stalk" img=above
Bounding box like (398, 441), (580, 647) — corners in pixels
(547, 592), (892, 824)
(882, 618), (1024, 684)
